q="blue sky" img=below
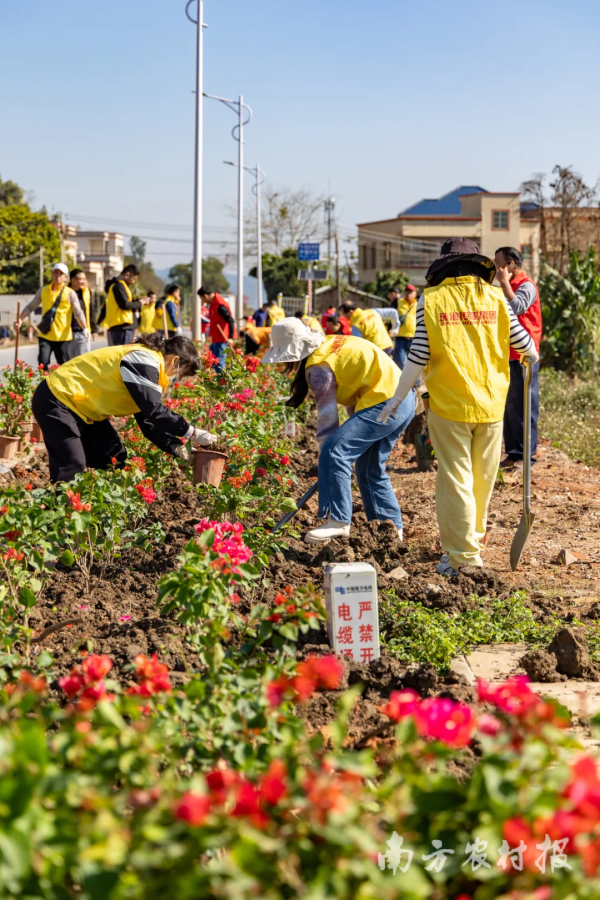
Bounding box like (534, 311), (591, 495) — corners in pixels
(1, 0), (599, 275)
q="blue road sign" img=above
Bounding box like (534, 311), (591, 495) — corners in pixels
(298, 242), (320, 261)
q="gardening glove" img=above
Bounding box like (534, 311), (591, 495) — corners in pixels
(520, 347), (539, 364)
(192, 428), (217, 448)
(83, 328), (91, 341)
(377, 360), (424, 424)
(173, 444), (190, 461)
(389, 328), (399, 338)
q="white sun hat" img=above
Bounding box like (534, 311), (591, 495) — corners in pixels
(261, 316), (325, 365)
(52, 262), (69, 276)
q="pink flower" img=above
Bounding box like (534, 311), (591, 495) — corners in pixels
(477, 675), (539, 716)
(414, 697), (476, 748)
(120, 615), (131, 622)
(381, 689), (420, 721)
(194, 519), (252, 568)
(478, 713), (501, 735)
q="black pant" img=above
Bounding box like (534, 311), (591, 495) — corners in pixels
(107, 326), (134, 346)
(32, 380), (127, 483)
(503, 359), (540, 462)
(245, 335), (260, 355)
(38, 337), (71, 370)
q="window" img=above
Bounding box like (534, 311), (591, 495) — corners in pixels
(384, 242), (391, 268)
(520, 244), (532, 260)
(492, 210), (509, 230)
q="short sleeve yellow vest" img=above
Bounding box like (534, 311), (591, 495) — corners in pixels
(397, 298), (417, 338)
(423, 276), (510, 423)
(40, 284), (73, 342)
(46, 344), (168, 424)
(306, 334), (399, 412)
(102, 280), (134, 328)
(350, 308), (393, 351)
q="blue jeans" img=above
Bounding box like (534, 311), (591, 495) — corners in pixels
(394, 337), (412, 369)
(210, 341), (228, 374)
(503, 359), (539, 462)
(318, 394), (415, 528)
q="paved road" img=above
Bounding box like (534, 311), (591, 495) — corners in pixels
(0, 337), (108, 369)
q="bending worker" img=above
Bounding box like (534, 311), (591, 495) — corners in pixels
(17, 262), (89, 368)
(338, 302), (398, 355)
(31, 333), (216, 483)
(261, 318), (414, 543)
(379, 238), (539, 576)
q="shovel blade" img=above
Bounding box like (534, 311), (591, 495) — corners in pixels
(509, 511), (536, 571)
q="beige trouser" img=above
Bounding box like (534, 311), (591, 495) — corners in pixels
(427, 409), (503, 570)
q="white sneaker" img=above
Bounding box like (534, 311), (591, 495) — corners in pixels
(397, 528), (403, 541)
(304, 518), (350, 543)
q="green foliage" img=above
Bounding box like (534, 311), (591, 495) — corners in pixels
(362, 269), (410, 298)
(539, 246), (600, 372)
(124, 235), (165, 295)
(250, 248), (324, 301)
(168, 257), (230, 298)
(539, 369), (600, 467)
(381, 590), (573, 672)
(0, 205), (61, 293)
(0, 175), (25, 208)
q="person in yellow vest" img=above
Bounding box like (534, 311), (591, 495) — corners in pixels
(241, 319), (271, 355)
(99, 264), (149, 346)
(138, 290), (157, 334)
(31, 332), (217, 483)
(17, 262), (89, 369)
(68, 268), (99, 358)
(261, 318), (414, 543)
(162, 285), (184, 337)
(339, 302), (394, 354)
(293, 310), (325, 334)
(267, 297), (285, 326)
(378, 238), (539, 575)
(389, 284), (418, 369)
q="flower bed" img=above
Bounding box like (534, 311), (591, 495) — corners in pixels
(2, 351), (600, 897)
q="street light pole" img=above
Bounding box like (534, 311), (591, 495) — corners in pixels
(185, 0), (205, 341)
(236, 94), (244, 326)
(224, 161), (265, 309)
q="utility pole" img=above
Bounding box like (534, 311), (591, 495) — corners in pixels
(186, 0), (205, 341)
(335, 231), (341, 306)
(324, 197), (335, 269)
(60, 211), (65, 264)
(256, 163), (263, 308)
(39, 247), (44, 287)
(236, 94), (244, 326)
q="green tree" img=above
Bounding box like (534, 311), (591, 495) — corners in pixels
(0, 205), (61, 293)
(168, 258), (229, 296)
(0, 176), (25, 208)
(124, 235), (165, 295)
(362, 269), (409, 299)
(249, 249), (324, 301)
(539, 246), (600, 372)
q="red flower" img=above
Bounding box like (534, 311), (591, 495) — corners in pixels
(259, 759), (288, 805)
(126, 653), (171, 697)
(111, 457), (118, 465)
(135, 483), (156, 504)
(0, 506), (8, 516)
(175, 792), (210, 827)
(3, 530), (21, 542)
(255, 467), (267, 477)
(280, 455), (290, 465)
(206, 767), (239, 803)
(18, 670), (47, 693)
(24, 483), (33, 490)
(66, 490), (91, 513)
(231, 781), (268, 827)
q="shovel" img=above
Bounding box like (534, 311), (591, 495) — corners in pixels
(510, 357), (535, 570)
(271, 481), (318, 533)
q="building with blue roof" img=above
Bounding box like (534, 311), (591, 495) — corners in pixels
(357, 186), (540, 286)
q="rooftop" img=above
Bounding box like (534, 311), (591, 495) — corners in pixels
(400, 185), (487, 217)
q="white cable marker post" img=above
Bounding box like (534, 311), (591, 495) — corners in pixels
(324, 563), (380, 663)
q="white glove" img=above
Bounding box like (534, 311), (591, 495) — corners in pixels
(192, 428), (217, 447)
(521, 348), (539, 364)
(83, 328), (91, 341)
(389, 328), (399, 338)
(378, 396), (403, 425)
(175, 326), (183, 336)
(173, 444), (190, 461)
(377, 360), (423, 424)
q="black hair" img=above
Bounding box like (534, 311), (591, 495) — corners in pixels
(286, 357), (309, 409)
(326, 315), (340, 326)
(427, 259), (490, 293)
(104, 276), (117, 293)
(267, 298), (276, 306)
(496, 246), (523, 267)
(294, 311), (304, 319)
(121, 264), (139, 277)
(148, 290), (157, 297)
(70, 267), (84, 280)
(339, 302), (356, 314)
(166, 283), (180, 295)
(135, 333), (201, 376)
(198, 286), (213, 297)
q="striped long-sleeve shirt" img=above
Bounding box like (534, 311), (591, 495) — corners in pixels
(407, 293), (536, 366)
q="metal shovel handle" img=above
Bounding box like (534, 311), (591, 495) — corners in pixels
(271, 481), (318, 532)
(522, 357), (533, 517)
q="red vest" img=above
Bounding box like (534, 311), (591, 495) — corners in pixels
(208, 294), (230, 342)
(509, 272), (542, 361)
(321, 307), (336, 329)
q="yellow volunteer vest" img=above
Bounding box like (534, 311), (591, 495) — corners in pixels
(350, 308), (393, 351)
(302, 315), (325, 334)
(102, 280), (134, 328)
(397, 298), (417, 338)
(153, 302), (169, 332)
(40, 284), (73, 342)
(245, 322), (271, 347)
(139, 302), (156, 334)
(306, 334), (399, 412)
(47, 345), (169, 424)
(77, 286), (92, 330)
(164, 296), (180, 330)
(268, 305), (285, 325)
(423, 276), (510, 424)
